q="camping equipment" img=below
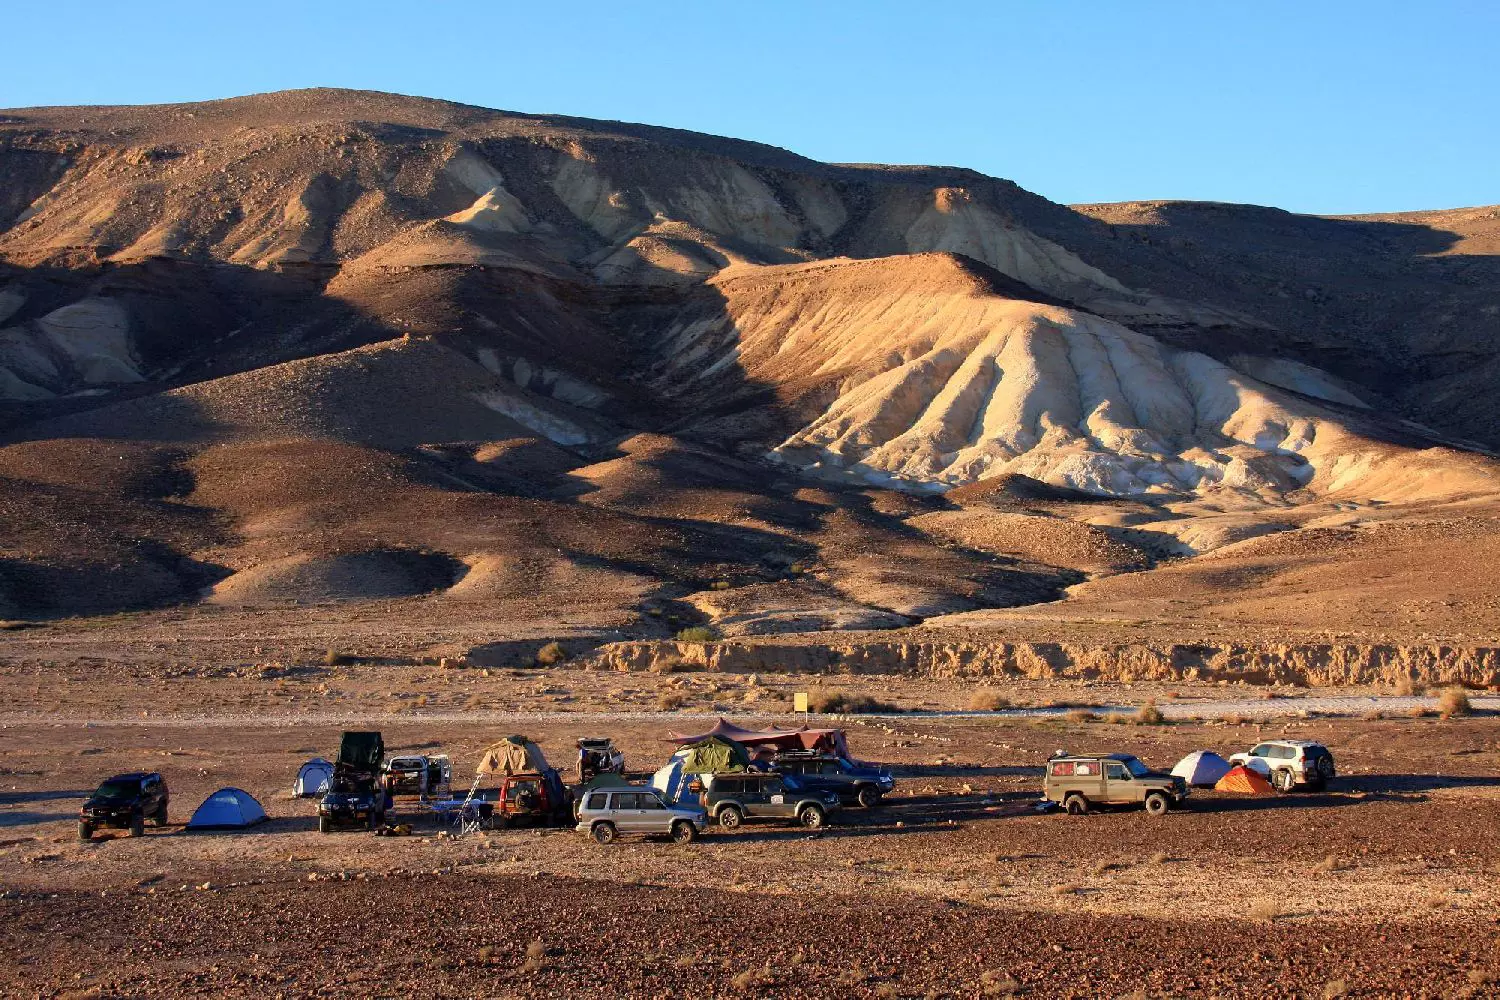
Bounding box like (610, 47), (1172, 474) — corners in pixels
(187, 787), (268, 829)
(1214, 765), (1275, 795)
(1171, 750), (1232, 788)
(294, 758), (334, 798)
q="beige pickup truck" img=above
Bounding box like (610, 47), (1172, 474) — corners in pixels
(1043, 753), (1188, 816)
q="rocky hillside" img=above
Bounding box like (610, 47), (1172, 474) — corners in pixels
(1, 88), (1497, 638)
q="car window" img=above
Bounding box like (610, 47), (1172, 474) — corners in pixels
(820, 763), (842, 775)
(587, 793), (607, 810)
(1104, 762), (1126, 779)
(1075, 761), (1099, 776)
(1250, 744), (1271, 757)
(638, 794), (666, 810)
(1050, 761), (1075, 776)
(1274, 745), (1296, 760)
(717, 778), (740, 794)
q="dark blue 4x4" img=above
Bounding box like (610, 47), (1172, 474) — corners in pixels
(79, 772), (169, 840)
(770, 752), (895, 807)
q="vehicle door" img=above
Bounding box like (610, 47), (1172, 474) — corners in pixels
(757, 777), (793, 818)
(141, 775), (163, 811)
(1102, 760), (1135, 804)
(1069, 759), (1107, 801)
(635, 790), (670, 833)
(610, 792), (644, 832)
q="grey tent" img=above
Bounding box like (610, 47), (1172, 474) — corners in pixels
(294, 758), (334, 797)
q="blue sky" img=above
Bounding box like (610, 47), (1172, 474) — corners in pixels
(2, 2), (1494, 214)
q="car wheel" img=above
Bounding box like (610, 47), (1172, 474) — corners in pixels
(77, 821), (93, 842)
(318, 815), (331, 834)
(1144, 792), (1170, 816)
(717, 806), (743, 829)
(798, 805), (826, 829)
(1064, 794), (1089, 816)
(857, 785), (882, 808)
(1274, 769), (1297, 793)
(129, 813), (145, 837)
(670, 820), (698, 844)
(153, 802), (168, 827)
(591, 822), (617, 845)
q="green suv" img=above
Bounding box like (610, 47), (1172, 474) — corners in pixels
(701, 772), (839, 829)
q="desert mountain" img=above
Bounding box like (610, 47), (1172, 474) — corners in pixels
(1, 88), (1497, 643)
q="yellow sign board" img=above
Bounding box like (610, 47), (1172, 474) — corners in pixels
(794, 691), (809, 713)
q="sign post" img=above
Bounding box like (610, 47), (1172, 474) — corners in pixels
(793, 691), (808, 718)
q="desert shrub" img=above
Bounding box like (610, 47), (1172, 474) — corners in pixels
(536, 641), (566, 666)
(675, 626), (718, 643)
(808, 687), (899, 714)
(1322, 980), (1348, 999)
(979, 970), (1021, 996)
(1133, 699), (1166, 725)
(321, 649), (352, 666)
(967, 688), (1011, 711)
(1065, 709), (1100, 723)
(526, 939), (546, 960)
(1050, 883), (1082, 896)
(1315, 854), (1340, 873)
(1146, 851), (1168, 865)
(710, 580), (732, 591)
(1438, 686), (1472, 719)
(657, 691), (688, 710)
(1104, 712), (1129, 725)
(1248, 899), (1280, 922)
(1090, 860), (1118, 877)
(477, 945), (495, 963)
(1220, 713), (1246, 726)
(1407, 705), (1433, 719)
(1393, 675), (1426, 696)
(1361, 709), (1388, 721)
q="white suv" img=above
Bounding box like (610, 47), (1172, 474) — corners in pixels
(1229, 740), (1335, 792)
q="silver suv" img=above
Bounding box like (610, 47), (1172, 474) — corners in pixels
(575, 785), (706, 845)
(1229, 740), (1336, 792)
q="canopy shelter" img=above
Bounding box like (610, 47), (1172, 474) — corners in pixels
(1171, 751), (1232, 789)
(665, 718), (848, 758)
(1214, 765), (1275, 795)
(293, 757), (334, 797)
(187, 787), (268, 829)
(474, 736), (551, 776)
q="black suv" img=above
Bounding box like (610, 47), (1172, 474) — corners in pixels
(79, 772), (169, 840)
(770, 751), (895, 807)
(319, 731), (390, 832)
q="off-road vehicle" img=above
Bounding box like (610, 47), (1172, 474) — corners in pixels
(487, 770), (571, 828)
(575, 785), (706, 845)
(381, 754), (451, 799)
(318, 731), (390, 832)
(1229, 740), (1336, 792)
(700, 772), (839, 829)
(575, 737), (625, 782)
(78, 772), (169, 840)
(1043, 753), (1187, 816)
(769, 750), (895, 807)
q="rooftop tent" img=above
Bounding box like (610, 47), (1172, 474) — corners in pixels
(665, 718), (849, 758)
(475, 735), (551, 776)
(1171, 751), (1232, 788)
(294, 757), (334, 797)
(337, 731), (384, 770)
(1214, 765), (1275, 795)
(188, 787), (269, 829)
(678, 736), (750, 775)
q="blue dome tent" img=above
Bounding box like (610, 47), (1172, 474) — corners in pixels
(187, 787), (268, 829)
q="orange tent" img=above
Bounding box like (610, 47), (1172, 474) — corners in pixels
(1214, 764), (1275, 795)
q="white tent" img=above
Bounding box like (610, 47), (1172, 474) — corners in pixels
(188, 787), (269, 829)
(294, 758), (334, 797)
(1171, 750), (1232, 788)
